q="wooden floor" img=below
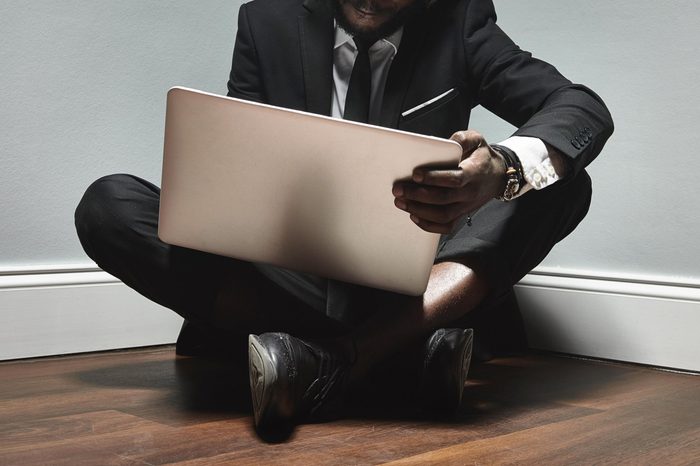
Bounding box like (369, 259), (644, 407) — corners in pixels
(1, 347), (699, 465)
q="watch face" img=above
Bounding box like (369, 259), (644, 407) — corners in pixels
(502, 178), (520, 201)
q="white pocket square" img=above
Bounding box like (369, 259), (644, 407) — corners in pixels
(401, 88), (457, 118)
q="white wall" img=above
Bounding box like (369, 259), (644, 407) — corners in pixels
(477, 1), (700, 370)
(473, 0), (700, 282)
(0, 1), (242, 267)
(1, 1), (699, 368)
(3, 0), (698, 278)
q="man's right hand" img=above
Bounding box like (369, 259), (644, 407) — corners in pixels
(392, 130), (506, 234)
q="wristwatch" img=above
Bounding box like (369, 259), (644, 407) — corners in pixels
(491, 144), (525, 202)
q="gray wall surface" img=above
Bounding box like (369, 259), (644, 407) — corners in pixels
(1, 1), (698, 282)
(1, 1), (241, 268)
(471, 0), (700, 282)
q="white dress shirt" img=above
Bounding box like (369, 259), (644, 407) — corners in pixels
(330, 25), (561, 195)
(331, 26), (403, 124)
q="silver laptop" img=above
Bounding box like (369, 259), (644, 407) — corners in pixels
(158, 87), (461, 295)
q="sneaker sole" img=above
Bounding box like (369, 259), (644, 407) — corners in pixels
(456, 329), (474, 407)
(248, 334), (277, 429)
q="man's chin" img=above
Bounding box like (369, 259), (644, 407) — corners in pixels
(341, 4), (393, 32)
(331, 0), (424, 42)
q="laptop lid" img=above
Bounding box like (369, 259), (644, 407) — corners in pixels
(159, 87), (461, 295)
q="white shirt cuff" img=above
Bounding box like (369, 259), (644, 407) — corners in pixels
(498, 136), (561, 198)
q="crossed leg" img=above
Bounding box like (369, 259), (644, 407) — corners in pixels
(74, 174), (348, 346)
(75, 170), (592, 402)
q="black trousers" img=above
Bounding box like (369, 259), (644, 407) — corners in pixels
(74, 171), (592, 353)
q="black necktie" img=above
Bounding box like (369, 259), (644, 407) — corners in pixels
(344, 38), (375, 123)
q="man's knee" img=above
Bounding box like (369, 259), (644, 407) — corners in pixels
(74, 174), (143, 260)
(505, 170), (593, 281)
(550, 169), (593, 241)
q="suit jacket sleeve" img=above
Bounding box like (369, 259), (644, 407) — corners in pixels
(462, 0), (613, 176)
(227, 3), (266, 103)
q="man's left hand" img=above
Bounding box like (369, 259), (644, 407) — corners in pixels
(392, 130), (506, 234)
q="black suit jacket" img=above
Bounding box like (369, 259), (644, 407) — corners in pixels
(226, 0), (614, 260)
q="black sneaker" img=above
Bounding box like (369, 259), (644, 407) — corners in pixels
(248, 332), (351, 436)
(419, 328), (474, 411)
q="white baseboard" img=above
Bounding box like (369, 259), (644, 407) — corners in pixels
(2, 265), (699, 371)
(516, 269), (700, 372)
(0, 265), (183, 361)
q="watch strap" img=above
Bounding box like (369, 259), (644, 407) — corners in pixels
(491, 144), (525, 201)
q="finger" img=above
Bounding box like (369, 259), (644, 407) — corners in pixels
(395, 198), (469, 225)
(412, 168), (465, 187)
(398, 183), (464, 205)
(409, 214), (455, 234)
(449, 129), (486, 159)
(392, 182), (405, 197)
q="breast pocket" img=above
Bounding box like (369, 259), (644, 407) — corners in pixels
(399, 88), (463, 138)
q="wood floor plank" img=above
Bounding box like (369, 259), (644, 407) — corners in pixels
(0, 386), (168, 425)
(383, 384), (700, 465)
(0, 347), (173, 384)
(0, 410), (165, 466)
(0, 410), (157, 448)
(163, 401), (600, 465)
(1, 347), (698, 465)
(0, 353), (249, 427)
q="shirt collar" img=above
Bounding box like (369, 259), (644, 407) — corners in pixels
(333, 23), (403, 55)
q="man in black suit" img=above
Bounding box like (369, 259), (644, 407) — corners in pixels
(75, 0), (613, 436)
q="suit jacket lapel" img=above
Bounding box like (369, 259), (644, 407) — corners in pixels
(299, 0), (334, 116)
(377, 18), (428, 129)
